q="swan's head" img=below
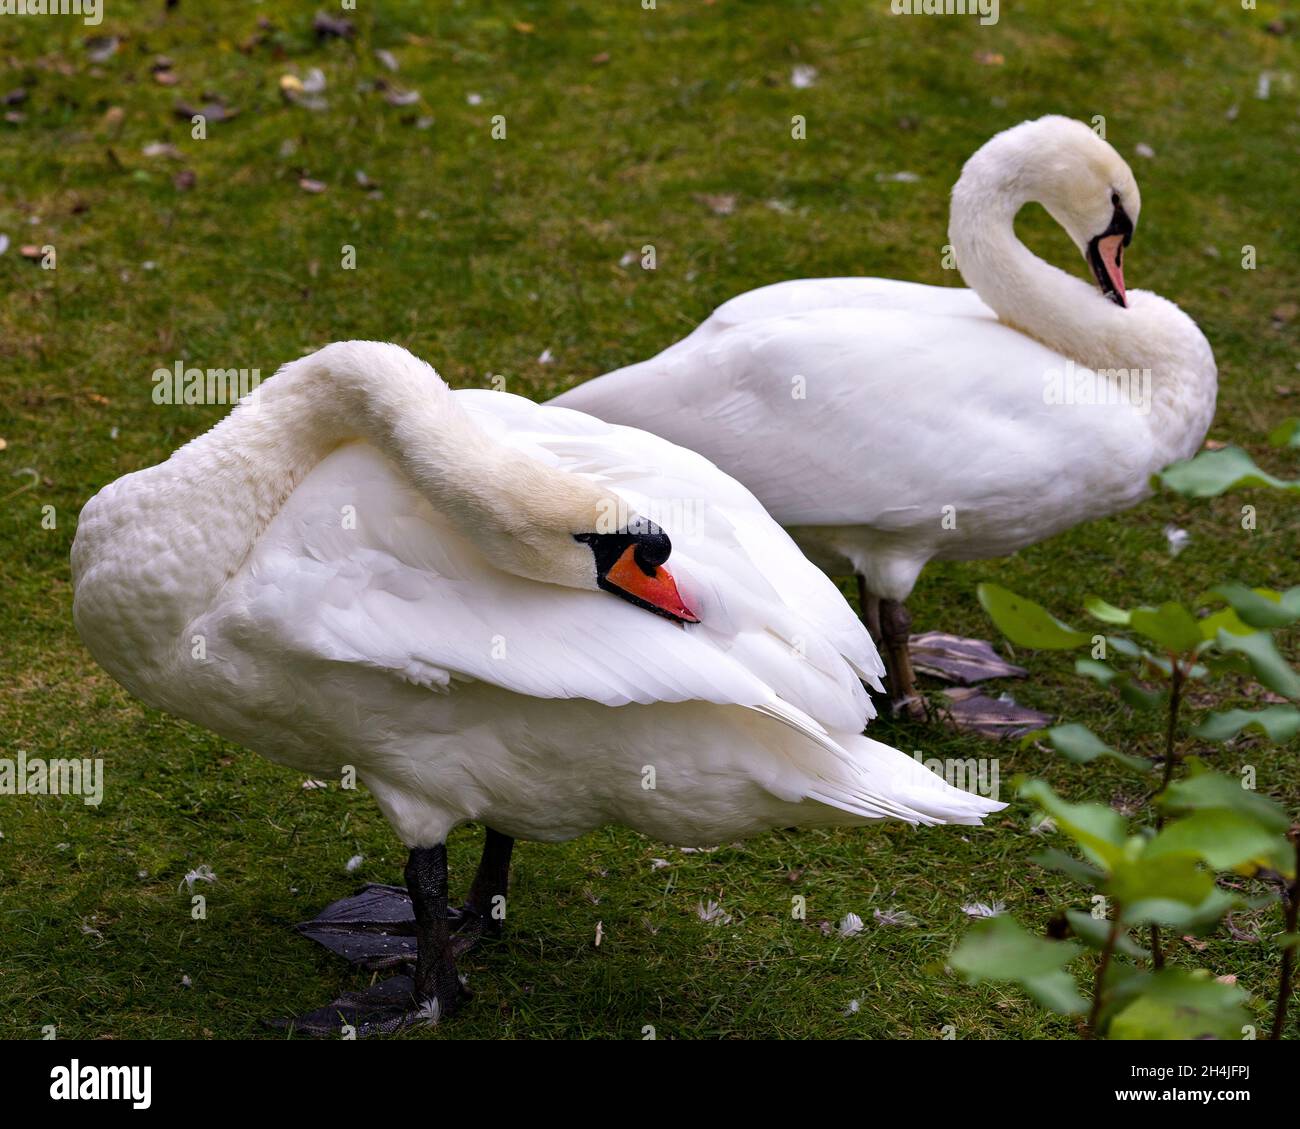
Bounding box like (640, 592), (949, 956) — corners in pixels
(957, 115), (1141, 307)
(1017, 117), (1140, 307)
(573, 518), (699, 624)
(479, 457), (699, 625)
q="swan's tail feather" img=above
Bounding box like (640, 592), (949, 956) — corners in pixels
(799, 731), (1006, 828)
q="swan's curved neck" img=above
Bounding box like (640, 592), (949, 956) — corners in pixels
(949, 166), (1127, 369)
(947, 152), (1216, 466)
(73, 343), (575, 681)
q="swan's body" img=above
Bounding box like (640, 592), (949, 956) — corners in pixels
(552, 117), (1217, 716)
(72, 341), (998, 1026)
(554, 273), (1214, 598)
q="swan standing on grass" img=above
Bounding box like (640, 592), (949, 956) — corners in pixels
(553, 116), (1217, 734)
(71, 340), (1000, 1033)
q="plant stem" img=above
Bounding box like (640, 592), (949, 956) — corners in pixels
(1148, 659), (1185, 971)
(1088, 915), (1123, 1038)
(1158, 659), (1184, 803)
(1270, 829), (1300, 1041)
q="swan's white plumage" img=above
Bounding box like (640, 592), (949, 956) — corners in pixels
(72, 343), (999, 850)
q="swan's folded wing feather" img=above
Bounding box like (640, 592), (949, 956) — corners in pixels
(457, 390), (884, 693)
(214, 434), (875, 734)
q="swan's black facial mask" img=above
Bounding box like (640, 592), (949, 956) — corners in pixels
(574, 523), (699, 624)
(1087, 195), (1134, 308)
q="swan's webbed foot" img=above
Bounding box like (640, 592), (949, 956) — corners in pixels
(936, 685), (1052, 740)
(273, 972), (472, 1038)
(294, 883), (417, 970)
(908, 631), (1029, 685)
(293, 884), (490, 969)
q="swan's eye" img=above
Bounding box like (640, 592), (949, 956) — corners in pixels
(575, 525), (673, 575)
(633, 530), (672, 572)
(1111, 191), (1120, 207)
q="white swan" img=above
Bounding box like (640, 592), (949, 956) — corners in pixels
(552, 116), (1217, 730)
(71, 340), (999, 1032)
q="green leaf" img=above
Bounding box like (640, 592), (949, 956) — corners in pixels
(1074, 658), (1120, 685)
(1084, 596), (1131, 625)
(1035, 723), (1151, 774)
(1108, 852), (1216, 916)
(1157, 446), (1300, 497)
(1030, 849), (1104, 888)
(1119, 680), (1166, 710)
(1108, 969), (1250, 1040)
(1198, 606), (1254, 640)
(1193, 706), (1300, 744)
(1107, 635), (1141, 658)
(1160, 773), (1292, 835)
(1215, 628), (1300, 699)
(949, 915), (1087, 1014)
(1129, 602), (1204, 656)
(976, 583), (1091, 650)
(1268, 418), (1300, 448)
(1145, 809), (1293, 874)
(1202, 651), (1254, 679)
(1020, 780), (1127, 869)
(1124, 887), (1238, 930)
(1064, 909), (1150, 958)
(1073, 659), (1164, 710)
(1208, 583), (1300, 629)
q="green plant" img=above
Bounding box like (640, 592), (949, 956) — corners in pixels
(952, 583), (1298, 1038)
(950, 434), (1299, 1039)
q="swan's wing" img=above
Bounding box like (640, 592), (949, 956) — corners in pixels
(552, 305), (1154, 532)
(702, 277), (996, 330)
(212, 404), (880, 738)
(457, 388), (883, 690)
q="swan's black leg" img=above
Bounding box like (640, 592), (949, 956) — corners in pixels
(880, 598), (928, 722)
(858, 578), (900, 718)
(857, 576), (883, 646)
(465, 828), (514, 934)
(406, 845), (470, 1019)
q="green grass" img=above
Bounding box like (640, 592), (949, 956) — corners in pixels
(1, 0), (1297, 1039)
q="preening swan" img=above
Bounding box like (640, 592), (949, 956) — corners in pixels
(553, 116), (1217, 733)
(71, 340), (1000, 1032)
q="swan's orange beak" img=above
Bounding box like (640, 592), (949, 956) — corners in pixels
(1095, 233), (1126, 306)
(1087, 197), (1133, 309)
(605, 545), (699, 624)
